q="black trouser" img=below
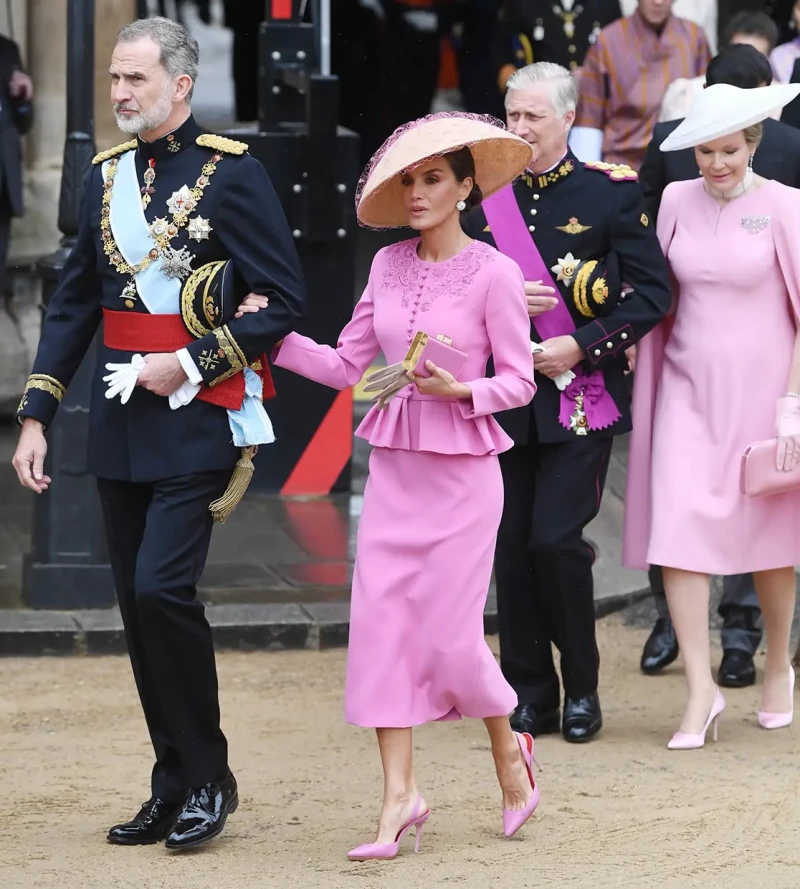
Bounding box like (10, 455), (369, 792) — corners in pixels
(97, 471), (230, 802)
(649, 566), (763, 656)
(495, 435), (613, 709)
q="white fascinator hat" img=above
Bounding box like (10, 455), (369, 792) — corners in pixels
(660, 82), (800, 152)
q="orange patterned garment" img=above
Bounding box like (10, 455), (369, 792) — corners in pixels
(575, 11), (710, 171)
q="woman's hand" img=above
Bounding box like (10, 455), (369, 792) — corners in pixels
(235, 292), (269, 319)
(409, 361), (471, 399)
(776, 395), (800, 472)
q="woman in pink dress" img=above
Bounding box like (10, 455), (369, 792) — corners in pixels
(624, 83), (800, 750)
(243, 114), (539, 857)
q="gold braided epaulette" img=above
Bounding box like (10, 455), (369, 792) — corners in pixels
(584, 160), (638, 182)
(196, 134), (248, 155)
(92, 140), (137, 165)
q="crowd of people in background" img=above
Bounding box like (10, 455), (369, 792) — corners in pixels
(324, 2), (800, 166)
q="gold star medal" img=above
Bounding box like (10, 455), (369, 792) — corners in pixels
(187, 216), (213, 241)
(551, 252), (579, 284)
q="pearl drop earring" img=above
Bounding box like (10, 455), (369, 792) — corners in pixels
(456, 200), (466, 211)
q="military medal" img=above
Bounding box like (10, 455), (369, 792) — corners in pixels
(569, 391), (589, 436)
(120, 280), (137, 308)
(166, 133), (180, 153)
(167, 185), (197, 217)
(160, 245), (195, 280)
(141, 158), (156, 210)
(551, 252), (579, 284)
(187, 216), (212, 241)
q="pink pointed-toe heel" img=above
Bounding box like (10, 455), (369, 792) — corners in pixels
(758, 666), (795, 730)
(667, 687), (726, 750)
(503, 731), (541, 838)
(347, 795), (430, 861)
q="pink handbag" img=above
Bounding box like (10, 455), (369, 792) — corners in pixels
(740, 439), (800, 496)
(402, 332), (467, 380)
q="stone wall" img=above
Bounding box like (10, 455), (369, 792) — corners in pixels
(0, 0), (136, 415)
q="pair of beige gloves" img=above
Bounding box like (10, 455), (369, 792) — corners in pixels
(362, 363), (412, 410)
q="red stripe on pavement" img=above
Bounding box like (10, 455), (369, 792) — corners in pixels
(280, 390), (353, 496)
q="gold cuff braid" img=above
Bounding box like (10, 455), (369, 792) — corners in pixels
(22, 374), (66, 402)
(17, 374), (67, 414)
(209, 325), (247, 386)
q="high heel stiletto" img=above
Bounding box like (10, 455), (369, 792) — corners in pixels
(667, 687), (726, 750)
(503, 731), (541, 838)
(758, 666), (795, 730)
(347, 795), (430, 861)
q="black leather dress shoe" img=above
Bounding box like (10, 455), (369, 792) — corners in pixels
(640, 617), (679, 675)
(562, 694), (602, 743)
(107, 796), (185, 845)
(510, 702), (561, 737)
(165, 771), (238, 851)
(718, 649), (756, 688)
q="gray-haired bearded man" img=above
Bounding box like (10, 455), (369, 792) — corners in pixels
(12, 17), (305, 849)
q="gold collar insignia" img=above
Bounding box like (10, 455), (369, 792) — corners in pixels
(524, 159), (575, 190)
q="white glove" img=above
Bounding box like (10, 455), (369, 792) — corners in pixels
(531, 342), (576, 391)
(103, 353), (145, 405)
(168, 379), (201, 410)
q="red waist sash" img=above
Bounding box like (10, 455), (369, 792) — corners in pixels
(102, 308), (276, 410)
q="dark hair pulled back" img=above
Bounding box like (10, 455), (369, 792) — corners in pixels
(443, 146), (483, 212)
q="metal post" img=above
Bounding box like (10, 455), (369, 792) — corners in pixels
(25, 0), (114, 609)
(319, 0), (330, 76)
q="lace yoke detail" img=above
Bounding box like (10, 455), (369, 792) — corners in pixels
(381, 239), (496, 311)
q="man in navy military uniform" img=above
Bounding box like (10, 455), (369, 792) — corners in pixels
(493, 0), (622, 90)
(465, 61), (671, 742)
(11, 18), (305, 849)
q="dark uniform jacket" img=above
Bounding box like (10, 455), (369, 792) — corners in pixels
(0, 35), (33, 217)
(18, 115), (306, 482)
(641, 116), (800, 225)
(465, 150), (671, 445)
(493, 0), (622, 75)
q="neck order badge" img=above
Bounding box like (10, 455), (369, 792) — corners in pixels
(482, 185), (620, 434)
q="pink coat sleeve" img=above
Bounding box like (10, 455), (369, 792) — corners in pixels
(773, 184), (800, 327)
(461, 257), (536, 418)
(272, 277), (380, 390)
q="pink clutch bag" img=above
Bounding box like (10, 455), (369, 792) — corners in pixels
(740, 439), (800, 497)
(402, 332), (467, 379)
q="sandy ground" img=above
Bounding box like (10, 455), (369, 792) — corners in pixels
(2, 616), (800, 889)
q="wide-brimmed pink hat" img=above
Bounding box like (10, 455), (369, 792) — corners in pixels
(356, 112), (533, 229)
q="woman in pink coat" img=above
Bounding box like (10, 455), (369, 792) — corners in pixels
(624, 84), (800, 750)
(242, 114), (539, 857)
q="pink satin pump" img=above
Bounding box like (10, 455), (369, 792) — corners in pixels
(758, 666), (795, 730)
(503, 731), (541, 838)
(667, 687), (726, 750)
(347, 794), (430, 861)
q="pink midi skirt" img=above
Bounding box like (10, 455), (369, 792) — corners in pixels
(345, 446), (517, 728)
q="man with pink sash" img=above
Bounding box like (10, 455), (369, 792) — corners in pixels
(465, 62), (671, 742)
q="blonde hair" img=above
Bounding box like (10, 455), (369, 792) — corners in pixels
(743, 122), (763, 149)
